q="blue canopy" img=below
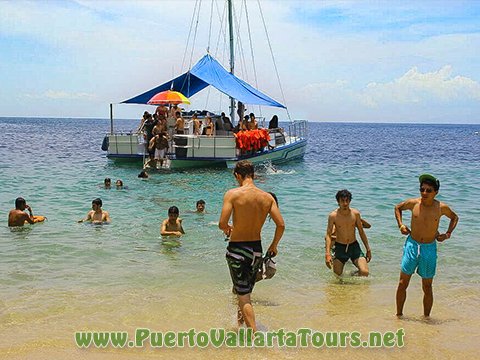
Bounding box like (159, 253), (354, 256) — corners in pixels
(122, 54), (285, 108)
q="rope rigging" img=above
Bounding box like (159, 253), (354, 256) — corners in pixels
(256, 0), (291, 120)
(180, 0), (290, 120)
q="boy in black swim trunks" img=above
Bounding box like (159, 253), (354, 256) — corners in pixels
(219, 160), (285, 331)
(325, 190), (372, 276)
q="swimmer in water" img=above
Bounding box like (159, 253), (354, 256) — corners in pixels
(8, 197), (45, 226)
(78, 198), (111, 224)
(160, 206), (185, 237)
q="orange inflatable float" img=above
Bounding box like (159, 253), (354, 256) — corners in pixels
(25, 215), (46, 224)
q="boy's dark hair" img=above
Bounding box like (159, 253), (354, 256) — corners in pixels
(92, 198), (102, 206)
(335, 189), (352, 202)
(168, 206), (179, 214)
(15, 197), (26, 209)
(196, 200), (205, 206)
(268, 192), (279, 207)
(104, 178), (111, 184)
(420, 179), (439, 191)
(234, 160), (254, 178)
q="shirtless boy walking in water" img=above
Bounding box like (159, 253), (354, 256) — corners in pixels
(395, 174), (458, 317)
(325, 190), (372, 276)
(161, 206), (185, 237)
(219, 160), (285, 332)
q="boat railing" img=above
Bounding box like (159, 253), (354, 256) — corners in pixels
(171, 134), (237, 160)
(286, 120), (308, 144)
(106, 133), (145, 156)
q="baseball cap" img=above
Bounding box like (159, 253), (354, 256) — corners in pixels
(419, 174), (440, 190)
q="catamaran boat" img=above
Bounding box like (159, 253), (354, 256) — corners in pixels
(102, 0), (307, 170)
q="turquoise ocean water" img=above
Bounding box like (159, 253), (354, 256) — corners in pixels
(1, 117), (479, 359)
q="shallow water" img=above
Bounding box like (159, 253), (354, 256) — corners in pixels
(1, 118), (479, 359)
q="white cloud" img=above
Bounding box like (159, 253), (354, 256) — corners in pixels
(360, 66), (480, 107)
(0, 0), (479, 122)
(25, 90), (96, 100)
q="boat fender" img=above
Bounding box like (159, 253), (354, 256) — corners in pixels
(101, 136), (109, 151)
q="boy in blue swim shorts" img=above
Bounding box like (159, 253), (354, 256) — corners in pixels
(394, 174), (458, 317)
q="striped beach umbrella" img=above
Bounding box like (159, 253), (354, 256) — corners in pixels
(147, 90), (191, 105)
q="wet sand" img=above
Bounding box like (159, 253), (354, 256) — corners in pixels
(2, 276), (478, 360)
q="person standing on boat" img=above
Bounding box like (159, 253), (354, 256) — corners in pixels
(136, 111), (150, 133)
(175, 111), (185, 134)
(155, 104), (168, 120)
(167, 105), (180, 138)
(152, 114), (167, 136)
(394, 174), (458, 318)
(148, 132), (169, 168)
(192, 113), (201, 135)
(219, 160), (285, 332)
(143, 113), (155, 161)
(237, 101), (245, 122)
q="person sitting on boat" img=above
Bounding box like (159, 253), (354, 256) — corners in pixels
(215, 115), (225, 135)
(248, 113), (258, 130)
(268, 115), (279, 129)
(8, 197), (46, 227)
(204, 115), (214, 136)
(221, 112), (234, 132)
(161, 206), (185, 237)
(175, 111), (185, 134)
(78, 198), (111, 224)
(148, 132), (169, 168)
(233, 116), (248, 133)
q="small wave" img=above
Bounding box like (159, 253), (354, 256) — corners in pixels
(256, 161), (296, 175)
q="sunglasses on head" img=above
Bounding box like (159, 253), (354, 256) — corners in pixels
(419, 187), (434, 193)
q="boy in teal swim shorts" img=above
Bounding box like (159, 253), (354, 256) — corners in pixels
(394, 174), (458, 318)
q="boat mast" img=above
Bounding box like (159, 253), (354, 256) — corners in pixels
(228, 0), (235, 122)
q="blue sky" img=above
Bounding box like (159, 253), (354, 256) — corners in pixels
(0, 0), (479, 123)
